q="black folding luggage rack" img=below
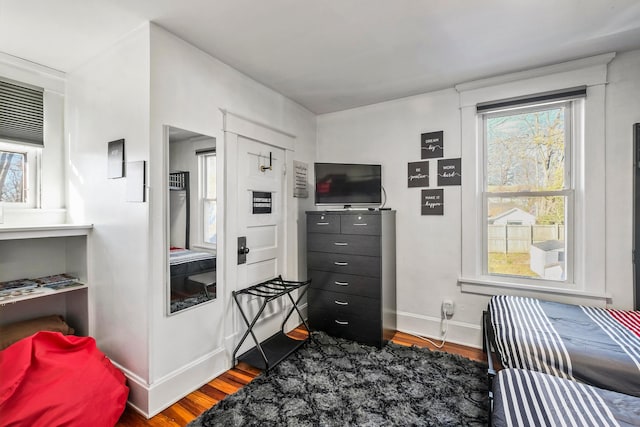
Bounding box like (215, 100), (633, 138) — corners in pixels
(232, 276), (311, 373)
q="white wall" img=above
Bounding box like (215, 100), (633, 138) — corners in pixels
(316, 89), (483, 345)
(605, 50), (640, 306)
(316, 49), (640, 348)
(147, 24), (316, 415)
(65, 23), (152, 413)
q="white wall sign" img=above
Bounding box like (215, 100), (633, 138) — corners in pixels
(293, 160), (309, 198)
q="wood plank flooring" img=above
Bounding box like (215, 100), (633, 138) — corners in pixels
(116, 329), (486, 426)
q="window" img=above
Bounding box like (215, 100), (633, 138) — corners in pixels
(0, 78), (44, 208)
(482, 100), (578, 282)
(0, 141), (39, 207)
(0, 148), (26, 202)
(199, 152), (217, 247)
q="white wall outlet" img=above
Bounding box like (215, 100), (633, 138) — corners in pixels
(442, 299), (454, 317)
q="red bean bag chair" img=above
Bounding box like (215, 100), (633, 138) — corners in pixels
(0, 331), (128, 427)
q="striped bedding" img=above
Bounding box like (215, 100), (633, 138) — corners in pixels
(489, 295), (640, 397)
(492, 369), (640, 427)
(169, 248), (216, 278)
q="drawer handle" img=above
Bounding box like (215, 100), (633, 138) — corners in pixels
(334, 261), (349, 266)
(335, 320), (349, 326)
(334, 300), (349, 306)
(353, 223), (368, 226)
(316, 222), (330, 225)
(334, 242), (348, 246)
(334, 281), (349, 286)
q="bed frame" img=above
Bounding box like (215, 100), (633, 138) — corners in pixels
(482, 309), (497, 424)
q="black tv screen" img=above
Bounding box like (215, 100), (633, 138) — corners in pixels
(314, 163), (382, 206)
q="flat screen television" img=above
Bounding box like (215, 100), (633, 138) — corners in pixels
(314, 163), (382, 206)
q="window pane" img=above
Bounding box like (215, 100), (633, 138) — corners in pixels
(486, 106), (566, 192)
(205, 155), (216, 199)
(203, 200), (217, 245)
(0, 150), (26, 203)
(487, 196), (566, 280)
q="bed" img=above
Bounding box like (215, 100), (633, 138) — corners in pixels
(485, 295), (640, 397)
(492, 368), (640, 426)
(170, 247), (217, 279)
(0, 317), (128, 426)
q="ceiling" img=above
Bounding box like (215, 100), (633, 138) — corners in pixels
(1, 0), (640, 114)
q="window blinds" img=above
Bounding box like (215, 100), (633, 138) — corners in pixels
(476, 86), (587, 114)
(0, 79), (44, 146)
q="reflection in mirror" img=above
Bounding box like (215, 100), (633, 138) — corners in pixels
(168, 126), (217, 314)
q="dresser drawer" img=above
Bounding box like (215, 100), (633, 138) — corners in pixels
(308, 289), (380, 320)
(307, 213), (340, 234)
(308, 252), (380, 277)
(308, 289), (381, 346)
(307, 233), (380, 256)
(309, 270), (380, 298)
(340, 214), (381, 235)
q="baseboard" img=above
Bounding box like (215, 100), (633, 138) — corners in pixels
(397, 311), (482, 349)
(110, 362), (151, 417)
(148, 347), (229, 417)
(113, 347), (229, 418)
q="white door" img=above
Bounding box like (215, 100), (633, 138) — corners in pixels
(231, 135), (288, 355)
(236, 136), (286, 289)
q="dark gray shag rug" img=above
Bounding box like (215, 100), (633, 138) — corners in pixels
(189, 332), (488, 426)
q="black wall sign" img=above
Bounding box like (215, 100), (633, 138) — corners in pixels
(437, 158), (461, 186)
(252, 191), (272, 214)
(421, 131), (444, 159)
(408, 161), (429, 187)
(421, 189), (444, 215)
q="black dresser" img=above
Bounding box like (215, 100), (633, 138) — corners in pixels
(306, 210), (396, 348)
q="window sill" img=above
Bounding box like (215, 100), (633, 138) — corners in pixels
(458, 276), (610, 303)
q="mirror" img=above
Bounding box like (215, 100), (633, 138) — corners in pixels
(167, 126), (217, 314)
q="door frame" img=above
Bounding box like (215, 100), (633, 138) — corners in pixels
(220, 109), (297, 356)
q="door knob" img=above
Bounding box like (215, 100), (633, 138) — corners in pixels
(238, 247), (250, 255)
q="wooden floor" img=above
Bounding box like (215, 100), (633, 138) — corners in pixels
(116, 329), (486, 427)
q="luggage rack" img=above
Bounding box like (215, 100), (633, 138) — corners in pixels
(232, 276), (311, 373)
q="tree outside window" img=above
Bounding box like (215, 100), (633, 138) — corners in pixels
(484, 102), (572, 281)
(0, 150), (26, 203)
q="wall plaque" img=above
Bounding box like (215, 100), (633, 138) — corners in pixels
(252, 191), (272, 214)
(421, 131), (444, 159)
(293, 160), (309, 198)
(437, 158), (461, 186)
(408, 161), (429, 187)
(421, 189), (444, 215)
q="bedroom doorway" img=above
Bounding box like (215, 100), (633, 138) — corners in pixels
(167, 126), (218, 314)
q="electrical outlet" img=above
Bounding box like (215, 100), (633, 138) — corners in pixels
(442, 300), (454, 317)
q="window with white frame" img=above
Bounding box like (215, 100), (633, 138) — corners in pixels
(199, 151), (217, 247)
(481, 98), (580, 282)
(0, 78), (43, 208)
(459, 55), (612, 299)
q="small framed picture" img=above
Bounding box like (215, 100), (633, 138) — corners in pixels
(408, 161), (429, 187)
(437, 158), (462, 186)
(107, 139), (125, 179)
(421, 189), (444, 215)
(421, 131), (444, 159)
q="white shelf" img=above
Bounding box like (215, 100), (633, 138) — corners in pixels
(0, 224), (93, 240)
(0, 283), (88, 306)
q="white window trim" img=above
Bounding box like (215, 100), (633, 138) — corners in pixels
(198, 152), (217, 250)
(456, 53), (614, 299)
